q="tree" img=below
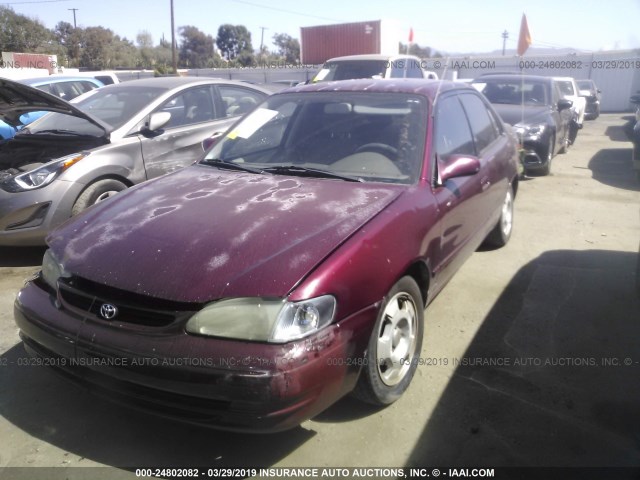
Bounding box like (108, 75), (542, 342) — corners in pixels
(272, 33), (300, 63)
(398, 42), (437, 58)
(178, 25), (216, 68)
(137, 30), (155, 68)
(0, 6), (56, 53)
(216, 24), (255, 66)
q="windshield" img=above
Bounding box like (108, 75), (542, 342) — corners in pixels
(576, 80), (592, 90)
(557, 81), (575, 96)
(22, 85), (167, 136)
(202, 92), (428, 184)
(315, 60), (389, 82)
(472, 79), (550, 106)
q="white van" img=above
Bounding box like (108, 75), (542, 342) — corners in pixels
(314, 54), (438, 82)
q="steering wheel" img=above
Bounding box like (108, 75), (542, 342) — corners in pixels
(355, 143), (399, 158)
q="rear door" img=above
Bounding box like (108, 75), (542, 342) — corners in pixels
(431, 93), (490, 286)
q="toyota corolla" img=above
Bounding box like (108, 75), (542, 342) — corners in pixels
(14, 79), (519, 432)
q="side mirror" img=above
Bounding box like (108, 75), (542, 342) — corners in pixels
(557, 99), (573, 111)
(145, 111), (171, 132)
(439, 155), (481, 183)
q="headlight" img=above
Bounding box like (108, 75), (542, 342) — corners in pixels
(185, 295), (336, 343)
(41, 249), (70, 290)
(514, 123), (545, 138)
(1, 153), (87, 192)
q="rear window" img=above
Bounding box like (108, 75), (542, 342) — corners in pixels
(315, 60), (388, 82)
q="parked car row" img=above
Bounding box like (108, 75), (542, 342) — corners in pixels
(8, 74), (520, 432)
(471, 74), (600, 176)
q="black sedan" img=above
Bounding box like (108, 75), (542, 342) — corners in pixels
(472, 75), (573, 175)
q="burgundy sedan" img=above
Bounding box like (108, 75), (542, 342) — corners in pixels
(14, 79), (519, 432)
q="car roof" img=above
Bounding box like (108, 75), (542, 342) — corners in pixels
(552, 77), (576, 82)
(279, 78), (471, 101)
(96, 76), (272, 93)
(473, 74), (554, 84)
(325, 54), (422, 63)
(20, 76), (104, 86)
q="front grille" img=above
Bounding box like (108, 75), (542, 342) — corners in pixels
(57, 276), (202, 327)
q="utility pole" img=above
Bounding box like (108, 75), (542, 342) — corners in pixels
(501, 30), (509, 56)
(68, 8), (78, 28)
(170, 0), (177, 73)
(259, 26), (268, 58)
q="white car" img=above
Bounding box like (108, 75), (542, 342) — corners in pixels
(313, 54), (438, 82)
(554, 77), (586, 144)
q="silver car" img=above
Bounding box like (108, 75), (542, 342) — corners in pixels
(0, 77), (270, 245)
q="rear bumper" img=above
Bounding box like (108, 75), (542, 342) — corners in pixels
(14, 279), (374, 432)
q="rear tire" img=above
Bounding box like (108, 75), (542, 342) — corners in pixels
(353, 276), (424, 406)
(72, 179), (127, 216)
(485, 186), (514, 248)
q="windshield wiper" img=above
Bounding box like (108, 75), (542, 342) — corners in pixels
(201, 159), (264, 174)
(263, 165), (363, 182)
(31, 129), (88, 136)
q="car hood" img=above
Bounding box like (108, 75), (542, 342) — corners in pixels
(490, 104), (550, 127)
(0, 78), (110, 133)
(48, 165), (405, 303)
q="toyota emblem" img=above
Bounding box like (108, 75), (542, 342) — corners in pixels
(99, 303), (118, 320)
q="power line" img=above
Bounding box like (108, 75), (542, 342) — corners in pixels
(1, 0), (72, 4)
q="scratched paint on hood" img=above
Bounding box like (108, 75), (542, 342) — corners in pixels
(48, 165), (405, 303)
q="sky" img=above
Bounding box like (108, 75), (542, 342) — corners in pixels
(3, 0), (640, 55)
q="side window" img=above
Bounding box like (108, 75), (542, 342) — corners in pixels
(158, 86), (215, 128)
(434, 96), (475, 163)
(35, 84), (52, 94)
(458, 93), (499, 153)
(218, 86), (266, 118)
(77, 81), (99, 94)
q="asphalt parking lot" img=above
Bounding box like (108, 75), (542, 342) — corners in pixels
(0, 113), (638, 477)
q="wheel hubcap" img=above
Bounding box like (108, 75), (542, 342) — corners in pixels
(501, 191), (513, 237)
(95, 190), (120, 204)
(376, 292), (418, 386)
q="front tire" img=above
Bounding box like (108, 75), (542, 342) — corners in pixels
(540, 134), (554, 175)
(72, 179), (127, 216)
(353, 276), (424, 406)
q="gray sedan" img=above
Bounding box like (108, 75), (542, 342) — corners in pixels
(0, 77), (270, 245)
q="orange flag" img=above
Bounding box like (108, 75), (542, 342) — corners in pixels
(517, 14), (532, 56)
(409, 27), (414, 43)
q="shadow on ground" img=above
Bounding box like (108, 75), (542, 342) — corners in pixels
(0, 246), (47, 267)
(407, 249), (640, 467)
(588, 148), (640, 191)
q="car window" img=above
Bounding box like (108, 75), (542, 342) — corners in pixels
(218, 85), (266, 118)
(557, 81), (575, 96)
(473, 79), (549, 106)
(319, 60), (388, 81)
(158, 86), (215, 128)
(34, 84), (52, 94)
(204, 92), (428, 185)
(434, 95), (475, 162)
(458, 93), (499, 153)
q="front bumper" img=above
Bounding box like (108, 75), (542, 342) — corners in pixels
(14, 278), (374, 432)
(0, 179), (83, 246)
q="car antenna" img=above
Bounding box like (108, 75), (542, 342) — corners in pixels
(431, 57), (450, 116)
